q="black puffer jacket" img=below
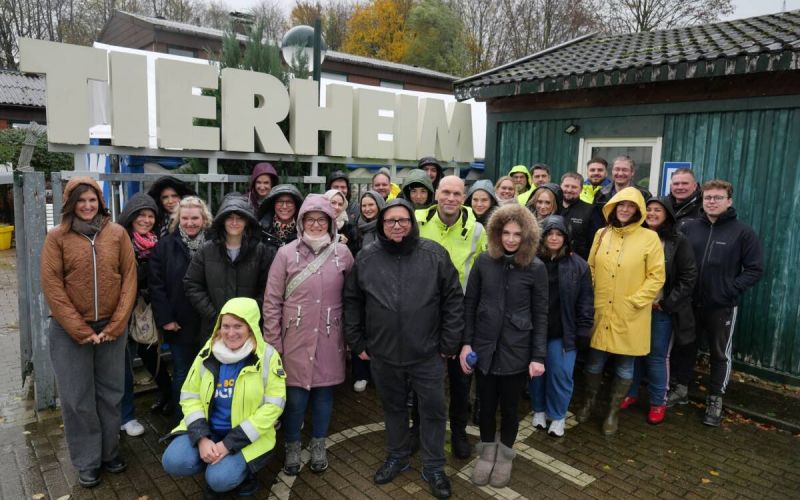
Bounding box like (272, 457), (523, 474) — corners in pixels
(184, 194), (275, 339)
(257, 184), (303, 250)
(344, 199), (464, 366)
(646, 197), (698, 344)
(148, 231), (202, 346)
(539, 215), (595, 351)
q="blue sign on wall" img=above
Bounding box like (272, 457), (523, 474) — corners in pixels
(662, 162), (692, 196)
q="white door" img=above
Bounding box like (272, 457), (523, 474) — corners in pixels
(577, 137), (662, 194)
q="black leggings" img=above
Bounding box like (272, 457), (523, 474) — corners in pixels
(476, 371), (528, 447)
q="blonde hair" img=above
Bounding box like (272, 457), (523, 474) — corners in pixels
(169, 196), (213, 233)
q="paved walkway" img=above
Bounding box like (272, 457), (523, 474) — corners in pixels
(0, 248), (798, 499)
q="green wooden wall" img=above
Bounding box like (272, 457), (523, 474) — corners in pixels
(662, 109), (800, 377)
(490, 105), (800, 378)
(494, 119), (580, 180)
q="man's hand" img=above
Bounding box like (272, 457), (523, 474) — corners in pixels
(529, 361), (545, 378)
(459, 345), (473, 374)
(358, 351), (370, 361)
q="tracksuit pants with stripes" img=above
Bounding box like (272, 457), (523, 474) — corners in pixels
(672, 306), (737, 396)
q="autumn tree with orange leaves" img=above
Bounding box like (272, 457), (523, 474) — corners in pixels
(342, 0), (415, 62)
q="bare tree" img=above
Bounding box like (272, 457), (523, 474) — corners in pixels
(603, 0), (734, 33)
(250, 0), (288, 44)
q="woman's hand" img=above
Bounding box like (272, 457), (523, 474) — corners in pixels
(529, 361), (545, 378)
(198, 437), (220, 464)
(79, 333), (102, 345)
(339, 234), (349, 244)
(162, 322), (181, 332)
(459, 345), (473, 374)
(358, 351), (370, 361)
(210, 441), (230, 464)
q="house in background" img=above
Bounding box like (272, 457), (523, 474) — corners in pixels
(0, 70), (45, 129)
(454, 11), (800, 381)
(98, 10), (457, 95)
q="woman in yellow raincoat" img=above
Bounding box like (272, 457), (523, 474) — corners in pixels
(576, 187), (665, 435)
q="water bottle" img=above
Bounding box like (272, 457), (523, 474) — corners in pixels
(466, 351), (478, 368)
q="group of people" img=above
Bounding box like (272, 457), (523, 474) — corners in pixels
(39, 155), (763, 498)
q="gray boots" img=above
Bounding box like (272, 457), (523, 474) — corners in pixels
(471, 441), (497, 485)
(309, 437), (328, 473)
(283, 441), (301, 475)
(490, 443), (516, 488)
(576, 372), (603, 423)
(603, 377), (633, 435)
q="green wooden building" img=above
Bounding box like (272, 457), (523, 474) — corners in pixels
(454, 11), (800, 381)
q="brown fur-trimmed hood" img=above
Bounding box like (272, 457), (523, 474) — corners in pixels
(486, 204), (540, 267)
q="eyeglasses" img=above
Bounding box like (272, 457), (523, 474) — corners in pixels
(383, 218), (412, 228)
(703, 195), (728, 202)
(304, 217), (328, 227)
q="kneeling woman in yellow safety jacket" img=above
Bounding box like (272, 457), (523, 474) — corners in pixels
(162, 297), (286, 498)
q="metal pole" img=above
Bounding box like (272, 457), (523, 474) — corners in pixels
(313, 18), (322, 102)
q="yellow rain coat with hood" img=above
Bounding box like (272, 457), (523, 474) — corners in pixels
(170, 297), (286, 472)
(588, 187), (665, 356)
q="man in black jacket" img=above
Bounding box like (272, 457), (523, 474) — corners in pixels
(590, 155), (652, 234)
(670, 179), (763, 427)
(344, 199), (463, 499)
(667, 168), (702, 224)
(559, 172), (594, 260)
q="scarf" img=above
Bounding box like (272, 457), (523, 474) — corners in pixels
(302, 232), (332, 254)
(71, 214), (104, 236)
(212, 338), (255, 364)
(272, 218), (297, 242)
(335, 211), (348, 230)
(497, 197), (518, 207)
(358, 216), (379, 246)
(179, 226), (206, 257)
(132, 230), (158, 258)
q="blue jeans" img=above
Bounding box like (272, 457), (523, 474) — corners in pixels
(283, 386), (334, 443)
(629, 310), (673, 405)
(585, 348), (635, 380)
(530, 338), (577, 420)
(170, 342), (202, 420)
(162, 434), (248, 493)
(120, 339), (136, 425)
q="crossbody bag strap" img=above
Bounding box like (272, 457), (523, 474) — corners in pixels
(284, 243), (336, 300)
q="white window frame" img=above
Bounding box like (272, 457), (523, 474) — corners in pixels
(577, 137), (663, 194)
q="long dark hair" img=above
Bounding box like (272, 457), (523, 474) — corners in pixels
(60, 184), (109, 229)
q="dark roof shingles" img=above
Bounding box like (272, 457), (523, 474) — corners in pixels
(0, 70), (45, 107)
(455, 10), (800, 99)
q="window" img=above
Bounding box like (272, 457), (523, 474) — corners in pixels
(167, 46), (195, 58)
(379, 80), (403, 90)
(577, 137), (662, 194)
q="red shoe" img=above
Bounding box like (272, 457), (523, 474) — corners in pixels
(648, 405), (666, 424)
(619, 396), (638, 410)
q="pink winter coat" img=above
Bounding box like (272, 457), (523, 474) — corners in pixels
(263, 194), (354, 389)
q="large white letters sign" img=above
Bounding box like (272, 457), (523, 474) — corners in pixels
(18, 38), (475, 163)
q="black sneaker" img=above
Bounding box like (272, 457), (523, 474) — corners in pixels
(237, 473), (259, 496)
(703, 395), (723, 427)
(421, 469), (452, 499)
(666, 384), (689, 407)
(102, 456), (127, 473)
(78, 468), (101, 488)
(373, 458), (410, 484)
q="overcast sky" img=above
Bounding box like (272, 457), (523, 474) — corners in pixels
(220, 0), (800, 20)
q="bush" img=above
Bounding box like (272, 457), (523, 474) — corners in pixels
(0, 128), (73, 175)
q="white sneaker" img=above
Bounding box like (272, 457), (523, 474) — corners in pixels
(548, 418), (565, 437)
(120, 419), (145, 437)
(532, 412), (547, 430)
(353, 380), (368, 392)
